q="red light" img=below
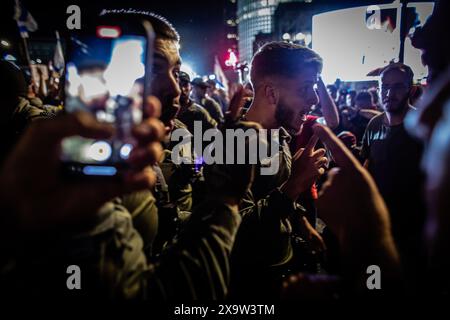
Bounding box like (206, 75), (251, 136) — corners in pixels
(96, 26), (121, 39)
(225, 50), (238, 67)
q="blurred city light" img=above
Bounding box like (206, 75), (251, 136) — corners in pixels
(225, 50), (238, 68)
(181, 62), (197, 79)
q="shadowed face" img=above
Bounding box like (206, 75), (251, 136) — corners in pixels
(380, 69), (411, 114)
(151, 38), (182, 128)
(274, 66), (320, 136)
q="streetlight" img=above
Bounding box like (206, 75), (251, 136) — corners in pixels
(295, 32), (305, 41)
(1, 40), (10, 47)
(282, 33), (291, 41)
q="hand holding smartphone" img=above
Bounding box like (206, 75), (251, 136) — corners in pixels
(61, 17), (155, 177)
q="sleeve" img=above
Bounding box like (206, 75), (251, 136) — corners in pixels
(206, 99), (224, 124)
(198, 107), (218, 130)
(233, 188), (299, 268)
(143, 200), (241, 300)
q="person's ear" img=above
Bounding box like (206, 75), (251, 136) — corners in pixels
(264, 84), (279, 106)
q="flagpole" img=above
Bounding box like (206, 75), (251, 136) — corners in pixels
(21, 36), (32, 67)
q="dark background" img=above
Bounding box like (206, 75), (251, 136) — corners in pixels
(0, 0), (229, 74)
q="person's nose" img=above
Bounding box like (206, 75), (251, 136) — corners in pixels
(307, 88), (320, 107)
(168, 75), (181, 100)
(384, 87), (396, 99)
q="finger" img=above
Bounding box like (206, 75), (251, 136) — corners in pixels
(144, 95), (162, 119)
(316, 167), (341, 199)
(312, 148), (326, 159)
(128, 142), (163, 169)
(228, 85), (245, 120)
(33, 112), (114, 147)
(313, 124), (361, 170)
(299, 135), (319, 159)
(123, 167), (157, 192)
(132, 118), (165, 146)
(230, 83), (243, 100)
(315, 157), (328, 168)
(293, 148), (305, 161)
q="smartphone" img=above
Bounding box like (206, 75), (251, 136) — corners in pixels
(61, 18), (154, 177)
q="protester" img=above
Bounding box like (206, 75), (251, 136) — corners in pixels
(335, 90), (381, 144)
(360, 63), (426, 289)
(229, 42), (329, 299)
(191, 77), (224, 124)
(0, 11), (249, 301)
(177, 71), (217, 134)
(1, 0), (450, 305)
(206, 78), (228, 113)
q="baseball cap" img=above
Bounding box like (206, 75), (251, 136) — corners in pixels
(191, 77), (208, 89)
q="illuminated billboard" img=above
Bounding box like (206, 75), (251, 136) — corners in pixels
(312, 2), (434, 84)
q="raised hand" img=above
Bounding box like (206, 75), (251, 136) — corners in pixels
(282, 135), (328, 200)
(225, 84), (253, 122)
(0, 97), (165, 232)
(313, 124), (401, 291)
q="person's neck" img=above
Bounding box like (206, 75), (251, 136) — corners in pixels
(245, 97), (270, 129)
(191, 95), (201, 104)
(180, 97), (191, 110)
(385, 104), (411, 126)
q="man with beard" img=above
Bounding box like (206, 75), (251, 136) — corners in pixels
(229, 42), (328, 299)
(361, 63), (426, 290)
(0, 10), (254, 301)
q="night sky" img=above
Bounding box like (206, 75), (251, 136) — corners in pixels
(0, 0), (229, 75)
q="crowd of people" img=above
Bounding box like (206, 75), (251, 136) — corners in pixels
(0, 0), (449, 303)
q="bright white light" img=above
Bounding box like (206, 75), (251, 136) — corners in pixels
(305, 34), (312, 46)
(97, 26), (121, 39)
(282, 33), (291, 41)
(36, 58), (42, 64)
(257, 8), (271, 16)
(66, 63), (82, 97)
(209, 74), (216, 80)
(312, 2), (434, 83)
(1, 40), (10, 47)
(104, 39), (145, 96)
(181, 63), (197, 79)
(87, 141), (112, 162)
(225, 51), (238, 67)
(295, 33), (305, 41)
(80, 74), (108, 100)
(120, 143), (133, 160)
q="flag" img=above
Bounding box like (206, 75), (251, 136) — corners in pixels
(14, 0), (38, 38)
(214, 56), (229, 92)
(53, 31), (65, 72)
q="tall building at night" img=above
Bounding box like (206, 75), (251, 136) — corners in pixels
(237, 0), (304, 63)
(224, 0), (239, 52)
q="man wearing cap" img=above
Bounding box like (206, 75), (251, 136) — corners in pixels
(177, 71), (217, 135)
(206, 79), (228, 112)
(361, 62), (425, 289)
(191, 77), (224, 124)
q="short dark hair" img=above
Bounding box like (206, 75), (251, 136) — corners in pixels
(99, 8), (180, 42)
(250, 41), (323, 88)
(355, 91), (373, 103)
(380, 63), (414, 86)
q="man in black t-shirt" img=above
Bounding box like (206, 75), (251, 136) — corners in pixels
(361, 63), (425, 290)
